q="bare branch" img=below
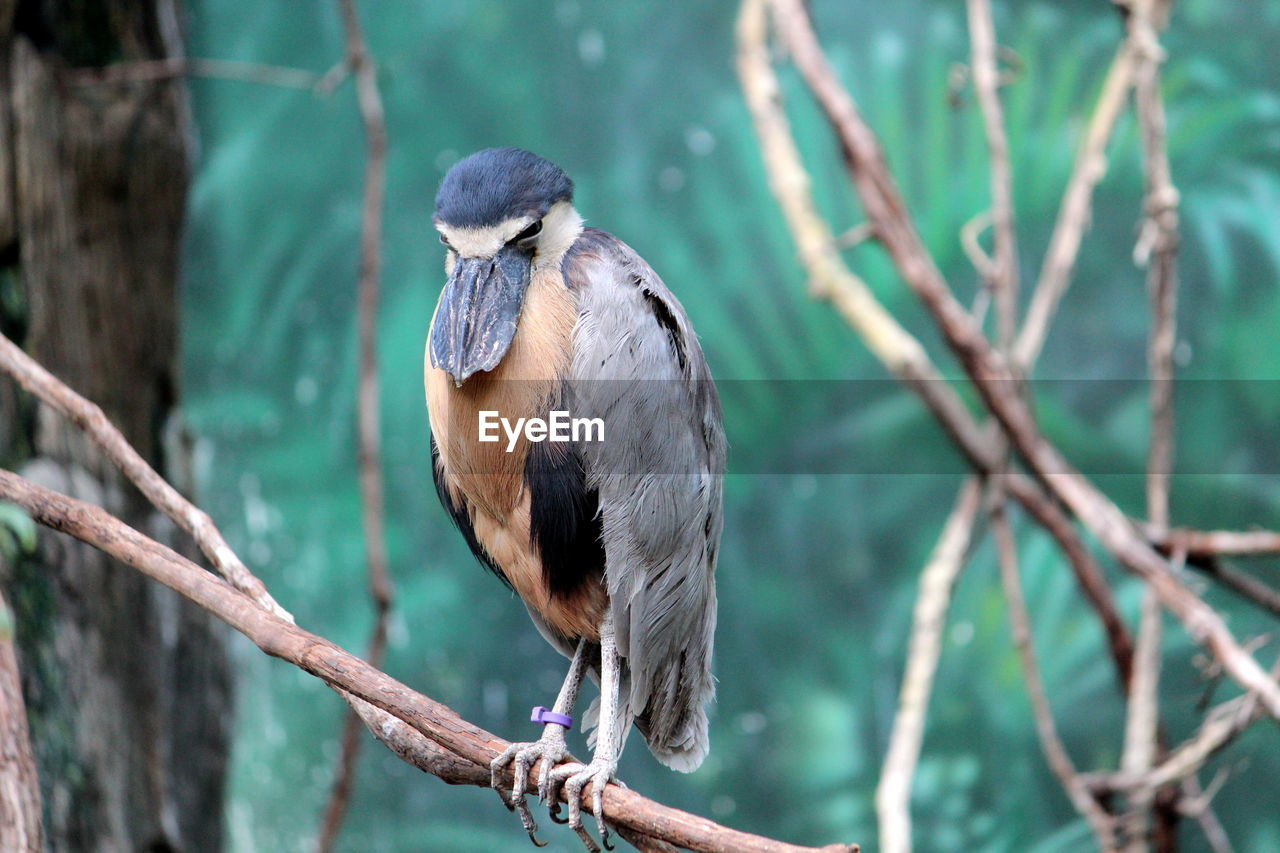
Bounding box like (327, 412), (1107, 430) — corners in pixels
(959, 210), (995, 286)
(738, 7), (1142, 830)
(965, 0), (1020, 349)
(742, 0), (1139, 697)
(765, 0), (1280, 718)
(0, 469), (858, 853)
(0, 333), (291, 621)
(1089, 654), (1280, 797)
(993, 507), (1117, 850)
(1132, 0), (1179, 534)
(1014, 41), (1141, 367)
(1121, 589), (1164, 852)
(876, 478), (983, 853)
(1151, 527), (1280, 559)
(315, 1), (393, 849)
(1128, 0), (1181, 843)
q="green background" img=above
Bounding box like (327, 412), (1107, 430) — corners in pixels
(181, 1), (1280, 850)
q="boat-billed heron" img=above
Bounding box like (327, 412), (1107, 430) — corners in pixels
(425, 148), (724, 850)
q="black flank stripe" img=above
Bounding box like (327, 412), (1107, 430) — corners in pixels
(525, 436), (605, 598)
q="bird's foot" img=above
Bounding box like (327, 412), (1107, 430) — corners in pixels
(545, 756), (619, 853)
(490, 731), (574, 846)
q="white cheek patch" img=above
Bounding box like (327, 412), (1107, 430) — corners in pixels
(532, 201), (584, 271)
(437, 219), (528, 259)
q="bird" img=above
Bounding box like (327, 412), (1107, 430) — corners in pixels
(424, 147), (724, 851)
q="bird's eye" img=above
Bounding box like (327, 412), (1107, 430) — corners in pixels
(514, 220), (543, 248)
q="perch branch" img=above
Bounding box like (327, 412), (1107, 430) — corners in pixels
(0, 333), (291, 621)
(0, 469), (856, 853)
(314, 1), (394, 850)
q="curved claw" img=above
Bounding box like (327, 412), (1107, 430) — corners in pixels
(492, 737), (577, 847)
(548, 802), (568, 825)
(592, 774), (614, 850)
(558, 758), (618, 853)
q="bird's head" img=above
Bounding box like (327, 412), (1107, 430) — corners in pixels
(429, 147), (582, 387)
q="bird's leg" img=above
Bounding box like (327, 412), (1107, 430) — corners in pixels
(548, 609), (624, 853)
(491, 637), (589, 844)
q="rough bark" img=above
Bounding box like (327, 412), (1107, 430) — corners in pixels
(0, 587), (41, 853)
(0, 2), (232, 851)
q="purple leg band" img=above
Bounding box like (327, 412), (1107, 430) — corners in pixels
(530, 706), (573, 729)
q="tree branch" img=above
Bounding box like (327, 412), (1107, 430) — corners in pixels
(0, 468), (856, 853)
(0, 333), (292, 621)
(315, 1), (393, 849)
(993, 507), (1117, 851)
(740, 0), (1137, 700)
(875, 477), (983, 853)
(1014, 39), (1142, 368)
(965, 0), (1020, 348)
(1151, 527), (1280, 559)
(1088, 654), (1280, 797)
(1129, 0), (1180, 844)
(766, 0), (1280, 721)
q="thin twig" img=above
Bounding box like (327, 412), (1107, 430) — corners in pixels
(1150, 527), (1280, 559)
(959, 210), (995, 285)
(0, 333), (292, 621)
(965, 0), (1020, 349)
(993, 507), (1117, 851)
(1180, 774), (1234, 853)
(875, 478), (984, 853)
(1014, 40), (1142, 368)
(1088, 654), (1280, 797)
(0, 469), (857, 853)
(315, 2), (393, 850)
(1184, 559), (1280, 618)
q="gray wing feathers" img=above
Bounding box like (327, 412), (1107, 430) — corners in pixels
(565, 230), (724, 772)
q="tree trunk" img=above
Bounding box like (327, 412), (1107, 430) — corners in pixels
(0, 2), (232, 851)
(0, 588), (42, 853)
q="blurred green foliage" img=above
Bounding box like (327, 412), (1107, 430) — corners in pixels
(182, 1), (1280, 850)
